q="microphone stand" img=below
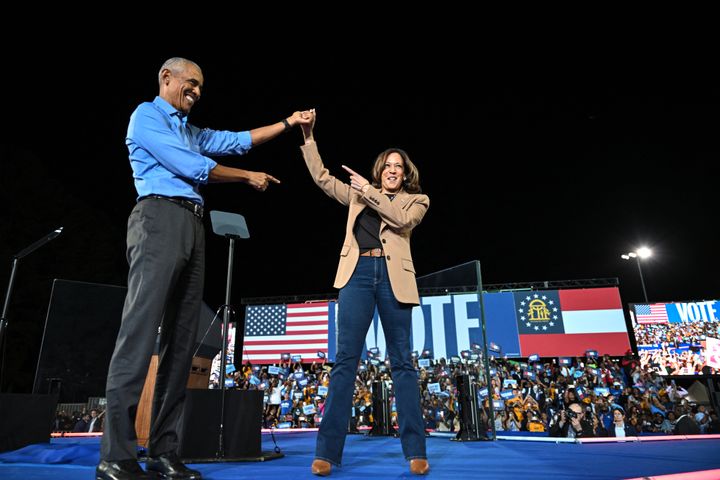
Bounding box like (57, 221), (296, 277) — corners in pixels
(216, 234), (239, 458)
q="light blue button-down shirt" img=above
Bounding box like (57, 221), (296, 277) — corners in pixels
(126, 96), (253, 204)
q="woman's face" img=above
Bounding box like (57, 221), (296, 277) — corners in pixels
(613, 410), (624, 423)
(381, 152), (405, 193)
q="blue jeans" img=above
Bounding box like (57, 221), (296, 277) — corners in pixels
(315, 257), (426, 466)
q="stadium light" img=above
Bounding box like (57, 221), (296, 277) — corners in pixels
(621, 247), (652, 303)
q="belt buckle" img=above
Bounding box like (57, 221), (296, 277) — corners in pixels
(373, 248), (382, 257)
(193, 203), (202, 218)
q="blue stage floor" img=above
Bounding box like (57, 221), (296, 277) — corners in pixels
(1, 432), (720, 479)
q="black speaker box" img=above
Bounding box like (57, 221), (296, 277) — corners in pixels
(0, 394), (58, 453)
(178, 390), (262, 460)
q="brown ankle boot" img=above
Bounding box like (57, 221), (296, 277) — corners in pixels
(311, 459), (332, 476)
(410, 458), (430, 475)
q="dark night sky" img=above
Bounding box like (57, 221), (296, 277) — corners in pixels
(1, 40), (719, 392)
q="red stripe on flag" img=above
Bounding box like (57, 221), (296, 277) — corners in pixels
(248, 328), (328, 336)
(276, 328), (327, 335)
(285, 320), (328, 327)
(559, 287), (622, 311)
(287, 303), (327, 309)
(244, 338), (327, 346)
(287, 311), (326, 317)
(519, 332), (631, 356)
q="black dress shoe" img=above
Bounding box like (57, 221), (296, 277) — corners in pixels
(96, 459), (152, 480)
(146, 452), (202, 479)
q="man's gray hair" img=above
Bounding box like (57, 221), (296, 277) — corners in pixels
(158, 57), (201, 85)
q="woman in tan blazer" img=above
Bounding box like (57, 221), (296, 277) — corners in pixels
(300, 110), (430, 476)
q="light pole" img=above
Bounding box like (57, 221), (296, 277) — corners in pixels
(621, 247), (652, 303)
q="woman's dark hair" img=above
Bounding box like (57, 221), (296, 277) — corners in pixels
(370, 148), (421, 194)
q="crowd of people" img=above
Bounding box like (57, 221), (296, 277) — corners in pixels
(634, 321), (719, 375)
(204, 349), (719, 438)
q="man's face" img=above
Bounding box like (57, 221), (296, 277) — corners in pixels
(568, 404), (583, 422)
(162, 64), (203, 114)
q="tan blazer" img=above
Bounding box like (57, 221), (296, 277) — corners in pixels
(301, 142), (429, 305)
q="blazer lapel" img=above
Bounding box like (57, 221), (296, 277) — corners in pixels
(379, 191), (411, 233)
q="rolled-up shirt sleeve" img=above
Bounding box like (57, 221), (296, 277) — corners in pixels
(195, 127), (252, 156)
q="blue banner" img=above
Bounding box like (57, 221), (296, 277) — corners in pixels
(500, 390), (514, 399)
(329, 292), (523, 362)
(668, 301), (720, 323)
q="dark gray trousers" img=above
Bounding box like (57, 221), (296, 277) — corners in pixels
(101, 198), (205, 461)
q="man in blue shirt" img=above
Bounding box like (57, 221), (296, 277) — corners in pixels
(97, 57), (312, 480)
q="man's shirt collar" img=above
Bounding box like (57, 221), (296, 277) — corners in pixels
(153, 96), (187, 124)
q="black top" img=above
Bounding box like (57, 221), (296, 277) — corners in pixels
(353, 194), (396, 252)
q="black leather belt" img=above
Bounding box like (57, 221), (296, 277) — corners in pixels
(139, 194), (204, 219)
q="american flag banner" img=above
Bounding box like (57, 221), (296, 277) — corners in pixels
(243, 303), (329, 364)
(635, 304), (669, 324)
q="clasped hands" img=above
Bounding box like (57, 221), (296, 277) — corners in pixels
(249, 109), (315, 191)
